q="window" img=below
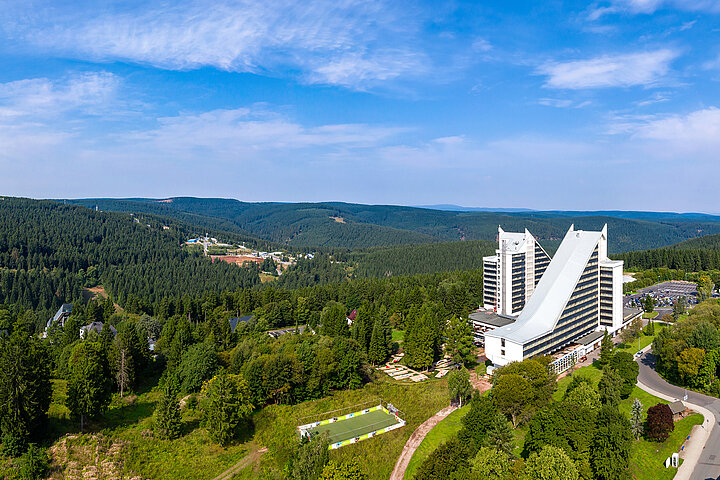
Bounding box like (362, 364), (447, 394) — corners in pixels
(501, 349), (505, 356)
(501, 338), (506, 347)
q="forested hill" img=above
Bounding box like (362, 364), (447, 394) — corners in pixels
(615, 232), (720, 271)
(351, 240), (497, 277)
(66, 197), (720, 253)
(0, 198), (261, 324)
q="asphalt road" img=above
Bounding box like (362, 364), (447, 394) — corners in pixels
(637, 352), (720, 480)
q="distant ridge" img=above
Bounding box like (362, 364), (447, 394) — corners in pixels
(62, 197), (720, 253)
(416, 204), (535, 213)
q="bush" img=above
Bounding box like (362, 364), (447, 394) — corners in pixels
(645, 403), (674, 442)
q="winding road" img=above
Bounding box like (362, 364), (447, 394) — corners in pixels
(636, 351), (720, 480)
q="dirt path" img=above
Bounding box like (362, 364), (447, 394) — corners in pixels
(389, 405), (457, 480)
(212, 446), (267, 480)
(468, 371), (492, 394)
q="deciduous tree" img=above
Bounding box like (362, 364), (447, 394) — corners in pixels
(524, 445), (579, 480)
(645, 403), (674, 442)
(448, 368), (473, 407)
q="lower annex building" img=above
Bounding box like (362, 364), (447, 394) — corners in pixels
(482, 224), (635, 372)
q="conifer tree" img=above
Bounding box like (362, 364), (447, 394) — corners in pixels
(154, 377), (182, 440)
(66, 342), (112, 432)
(368, 319), (387, 365)
(445, 315), (474, 365)
(630, 398), (643, 439)
(599, 330), (614, 366)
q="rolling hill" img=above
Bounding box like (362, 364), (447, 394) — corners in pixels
(66, 197), (720, 253)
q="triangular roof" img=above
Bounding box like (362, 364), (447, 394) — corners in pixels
(487, 225), (604, 344)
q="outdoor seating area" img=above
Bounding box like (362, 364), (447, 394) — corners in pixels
(376, 354), (429, 382)
(375, 353), (461, 382)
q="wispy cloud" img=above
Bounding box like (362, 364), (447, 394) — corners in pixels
(0, 72), (119, 118)
(2, 0), (442, 91)
(537, 98), (592, 108)
(537, 49), (678, 89)
(588, 0), (720, 19)
(128, 107), (408, 154)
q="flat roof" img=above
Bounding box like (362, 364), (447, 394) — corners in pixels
(469, 311), (516, 328)
(576, 330), (604, 346)
(623, 307), (642, 319)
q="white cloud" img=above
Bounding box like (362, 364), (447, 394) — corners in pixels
(537, 49), (678, 89)
(0, 72), (119, 118)
(127, 108), (407, 155)
(3, 0), (437, 90)
(629, 107), (720, 142)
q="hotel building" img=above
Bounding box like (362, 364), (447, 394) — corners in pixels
(483, 224), (627, 371)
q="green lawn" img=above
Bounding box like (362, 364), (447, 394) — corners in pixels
(556, 363), (671, 416)
(403, 404), (469, 479)
(254, 379), (450, 480)
(643, 311), (659, 319)
(39, 370), (450, 480)
(616, 325), (666, 356)
(629, 414), (703, 480)
(392, 329), (405, 343)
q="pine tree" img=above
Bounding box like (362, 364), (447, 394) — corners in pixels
(599, 330), (614, 366)
(445, 315), (474, 365)
(154, 378), (182, 440)
(66, 342), (112, 432)
(368, 319), (387, 366)
(630, 398), (643, 439)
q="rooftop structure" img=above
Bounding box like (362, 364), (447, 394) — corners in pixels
(228, 315), (255, 333)
(46, 303), (73, 330)
(79, 321), (117, 338)
(483, 227), (551, 316)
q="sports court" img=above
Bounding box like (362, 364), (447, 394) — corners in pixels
(300, 405), (405, 447)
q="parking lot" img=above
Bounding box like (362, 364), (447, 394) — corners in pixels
(625, 280), (698, 309)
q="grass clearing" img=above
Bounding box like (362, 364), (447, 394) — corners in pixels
(403, 404), (469, 479)
(254, 379), (449, 480)
(392, 329), (405, 343)
(629, 414), (703, 480)
(44, 380), (252, 480)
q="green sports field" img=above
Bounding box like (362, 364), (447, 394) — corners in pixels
(306, 409), (402, 444)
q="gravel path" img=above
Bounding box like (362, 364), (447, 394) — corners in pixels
(389, 405), (457, 480)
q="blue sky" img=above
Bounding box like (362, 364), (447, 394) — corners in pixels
(1, 0), (719, 211)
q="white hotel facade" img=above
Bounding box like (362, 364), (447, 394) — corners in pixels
(482, 224), (627, 371)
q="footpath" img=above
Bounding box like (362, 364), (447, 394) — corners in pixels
(389, 405), (457, 480)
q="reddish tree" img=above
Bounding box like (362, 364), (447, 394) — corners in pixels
(645, 403), (674, 442)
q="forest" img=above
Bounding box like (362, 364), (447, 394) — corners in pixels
(653, 299), (720, 397)
(0, 198), (262, 328)
(68, 197), (720, 252)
